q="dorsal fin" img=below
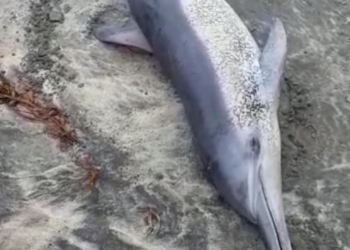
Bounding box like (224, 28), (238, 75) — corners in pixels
(258, 18), (288, 106)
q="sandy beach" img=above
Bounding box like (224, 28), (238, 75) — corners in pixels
(0, 0), (349, 249)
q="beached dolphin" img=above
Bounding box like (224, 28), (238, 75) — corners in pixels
(93, 0), (291, 249)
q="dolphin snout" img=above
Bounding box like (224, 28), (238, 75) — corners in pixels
(255, 183), (292, 250)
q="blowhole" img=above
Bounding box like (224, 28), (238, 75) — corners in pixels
(250, 137), (260, 155)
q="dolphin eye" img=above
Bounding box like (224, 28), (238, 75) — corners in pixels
(250, 137), (260, 155)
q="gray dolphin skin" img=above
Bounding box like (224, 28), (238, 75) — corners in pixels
(93, 0), (291, 249)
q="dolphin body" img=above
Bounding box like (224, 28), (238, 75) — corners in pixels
(93, 0), (291, 249)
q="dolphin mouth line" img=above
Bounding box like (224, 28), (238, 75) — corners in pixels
(258, 174), (283, 249)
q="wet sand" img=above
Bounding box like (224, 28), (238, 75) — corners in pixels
(0, 0), (349, 249)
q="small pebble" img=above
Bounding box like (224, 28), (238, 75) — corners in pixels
(68, 74), (77, 81)
(346, 96), (350, 103)
(12, 53), (16, 56)
(65, 67), (77, 81)
(155, 173), (164, 180)
(52, 46), (61, 53)
(38, 48), (47, 57)
(49, 9), (64, 23)
(63, 4), (71, 13)
(16, 38), (20, 42)
(78, 83), (84, 88)
(59, 85), (67, 91)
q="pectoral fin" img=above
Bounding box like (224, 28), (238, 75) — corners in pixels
(93, 23), (153, 53)
(259, 18), (287, 106)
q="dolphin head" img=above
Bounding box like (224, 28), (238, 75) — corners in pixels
(209, 120), (292, 250)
